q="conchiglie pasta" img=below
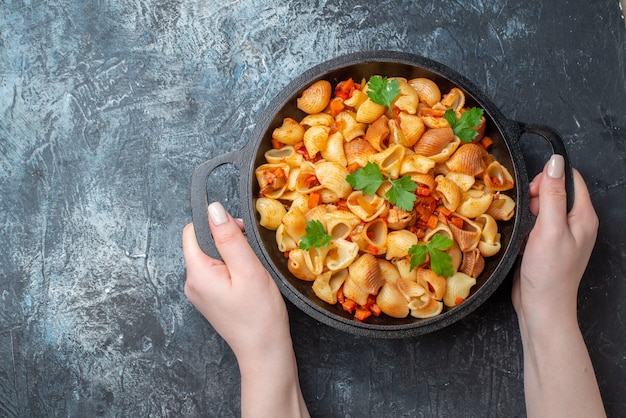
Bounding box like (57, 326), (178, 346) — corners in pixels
(256, 197), (286, 230)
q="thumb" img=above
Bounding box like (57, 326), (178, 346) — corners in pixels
(536, 154), (568, 228)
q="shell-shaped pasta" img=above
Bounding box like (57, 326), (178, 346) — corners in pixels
(483, 161), (515, 191)
(256, 163), (290, 198)
(303, 125), (330, 158)
(297, 80), (332, 114)
(393, 258), (417, 282)
(304, 204), (329, 224)
(385, 206), (413, 230)
(424, 221), (453, 242)
(435, 175), (462, 212)
(264, 145), (304, 168)
(356, 98), (387, 124)
(348, 253), (384, 295)
(276, 224), (299, 252)
(368, 144), (405, 179)
(325, 238), (359, 271)
(288, 249), (317, 281)
(377, 259), (401, 284)
(485, 194), (515, 221)
(286, 191), (309, 214)
(419, 107), (450, 129)
(300, 112), (335, 128)
(443, 272), (476, 307)
(312, 269), (348, 305)
(415, 267), (447, 300)
(475, 213), (498, 245)
(410, 173), (436, 190)
(303, 245), (330, 276)
(398, 112), (426, 147)
(282, 205), (307, 242)
(448, 216), (482, 252)
(342, 275), (371, 306)
(295, 162), (323, 194)
(346, 190), (388, 222)
(385, 230), (418, 260)
(440, 87), (465, 112)
(350, 218), (388, 255)
(428, 137), (461, 163)
(445, 143), (487, 177)
(344, 89), (368, 109)
(272, 117), (305, 145)
(413, 127), (454, 157)
(409, 296), (443, 318)
(364, 115), (390, 151)
(400, 154), (435, 175)
(445, 172), (475, 192)
(344, 138), (377, 168)
(478, 232), (501, 257)
(336, 110), (367, 142)
(408, 77), (441, 107)
(316, 161), (352, 199)
(321, 131), (348, 166)
(449, 241), (463, 273)
(324, 210), (361, 240)
(459, 248), (485, 278)
(255, 198), (286, 230)
(387, 119), (406, 149)
(392, 78), (420, 115)
(397, 277), (426, 300)
(376, 282), (410, 318)
(286, 168), (300, 191)
(456, 189), (494, 219)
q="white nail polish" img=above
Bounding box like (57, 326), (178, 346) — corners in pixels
(208, 202), (228, 226)
(547, 154), (565, 179)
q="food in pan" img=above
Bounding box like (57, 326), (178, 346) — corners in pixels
(254, 75), (515, 322)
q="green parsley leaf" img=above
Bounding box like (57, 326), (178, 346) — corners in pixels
(408, 233), (454, 277)
(345, 161), (386, 195)
(444, 107), (484, 142)
(366, 76), (400, 113)
(385, 175), (417, 211)
(346, 162), (418, 211)
(299, 220), (332, 250)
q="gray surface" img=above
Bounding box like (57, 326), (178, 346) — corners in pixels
(1, 1), (625, 417)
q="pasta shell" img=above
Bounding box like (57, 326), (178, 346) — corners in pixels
(342, 275), (370, 306)
(400, 154), (435, 175)
(413, 127), (454, 157)
(385, 206), (413, 230)
(397, 277), (426, 300)
(392, 258), (417, 282)
(324, 210), (361, 240)
(264, 145), (304, 168)
(346, 190), (388, 222)
(368, 144), (406, 179)
(255, 197), (286, 230)
(348, 253), (384, 295)
(303, 125), (330, 158)
(410, 173), (436, 190)
(418, 107), (449, 129)
(303, 245), (330, 276)
(356, 98), (387, 124)
(443, 272), (476, 307)
(409, 297), (443, 319)
(385, 230), (418, 260)
(455, 189), (494, 219)
(343, 89), (368, 109)
(288, 249), (317, 281)
(295, 162), (323, 194)
(485, 194), (515, 221)
(483, 161), (515, 191)
(392, 77), (420, 115)
(478, 233), (501, 257)
(281, 205), (308, 242)
(272, 117), (305, 145)
(440, 87), (465, 112)
(415, 267), (447, 300)
(376, 282), (410, 318)
(350, 218), (388, 255)
(429, 137), (461, 163)
(398, 112), (426, 147)
(364, 115), (390, 151)
(344, 138), (377, 168)
(316, 161), (352, 199)
(320, 131), (348, 166)
(459, 248), (485, 278)
(445, 143), (487, 177)
(448, 216), (482, 252)
(435, 175), (462, 212)
(325, 238), (359, 271)
(424, 222), (453, 242)
(377, 259), (401, 284)
(445, 172), (475, 192)
(336, 110), (367, 142)
(297, 80), (332, 114)
(300, 112), (335, 127)
(475, 213), (499, 245)
(256, 163), (290, 198)
(312, 269), (348, 305)
(275, 224), (299, 252)
(408, 77), (441, 107)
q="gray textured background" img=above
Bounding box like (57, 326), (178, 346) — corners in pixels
(1, 1), (625, 417)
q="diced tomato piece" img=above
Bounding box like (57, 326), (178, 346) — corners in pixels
(308, 191), (321, 209)
(329, 97), (344, 117)
(426, 214), (439, 230)
(337, 285), (345, 304)
(370, 303), (382, 316)
(354, 308), (372, 321)
(342, 299), (357, 314)
(455, 297), (466, 306)
(449, 217), (464, 229)
(271, 139), (285, 149)
(480, 136), (494, 149)
(416, 186), (431, 197)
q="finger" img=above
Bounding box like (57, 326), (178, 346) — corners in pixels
(208, 202), (268, 281)
(528, 172), (543, 216)
(182, 223), (224, 271)
(567, 170), (599, 241)
(535, 154), (568, 229)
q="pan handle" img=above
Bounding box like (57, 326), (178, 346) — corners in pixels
(190, 148), (247, 258)
(517, 122), (575, 213)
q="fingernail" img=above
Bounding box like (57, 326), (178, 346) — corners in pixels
(208, 202), (228, 226)
(547, 154), (564, 179)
